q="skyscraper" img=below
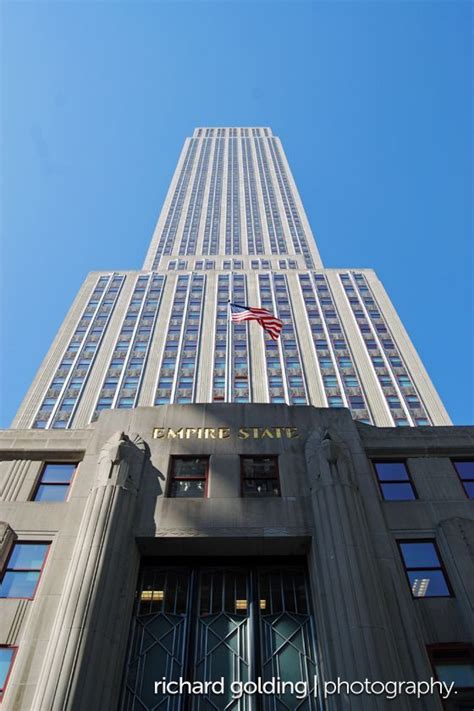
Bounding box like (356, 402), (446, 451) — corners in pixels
(12, 127), (450, 429)
(1, 129), (472, 711)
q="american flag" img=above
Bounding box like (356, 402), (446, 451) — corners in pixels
(229, 302), (283, 341)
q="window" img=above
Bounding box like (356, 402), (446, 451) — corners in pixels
(428, 645), (474, 694)
(349, 396), (365, 409)
(328, 396), (344, 407)
(453, 461), (474, 499)
(168, 457), (208, 498)
(33, 462), (77, 502)
(104, 378), (119, 389)
(0, 646), (17, 700)
(241, 456), (280, 497)
(344, 376), (358, 387)
(398, 541), (451, 598)
(323, 375), (338, 388)
(0, 543), (49, 598)
(373, 461), (416, 500)
(338, 357), (352, 368)
(123, 377), (139, 388)
(69, 378), (84, 390)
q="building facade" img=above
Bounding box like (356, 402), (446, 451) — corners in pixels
(1, 129), (471, 709)
(0, 406), (473, 709)
(12, 128), (450, 430)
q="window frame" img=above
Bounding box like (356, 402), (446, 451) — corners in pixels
(397, 539), (453, 599)
(240, 455), (281, 498)
(427, 644), (474, 693)
(0, 645), (18, 701)
(452, 460), (474, 499)
(167, 456), (209, 499)
(372, 460), (417, 501)
(0, 542), (51, 600)
(32, 461), (79, 503)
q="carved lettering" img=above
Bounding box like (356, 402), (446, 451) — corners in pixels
(168, 428), (184, 439)
(154, 426), (300, 439)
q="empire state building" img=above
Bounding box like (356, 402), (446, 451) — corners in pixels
(12, 127), (450, 429)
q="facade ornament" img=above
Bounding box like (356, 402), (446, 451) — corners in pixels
(96, 431), (149, 492)
(305, 428), (357, 489)
(0, 522), (16, 571)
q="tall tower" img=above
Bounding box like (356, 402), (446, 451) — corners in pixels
(12, 127), (450, 429)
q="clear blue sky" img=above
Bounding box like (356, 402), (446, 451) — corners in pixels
(1, 0), (472, 426)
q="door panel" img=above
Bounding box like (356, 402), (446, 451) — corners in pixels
(193, 569), (251, 710)
(259, 570), (318, 711)
(122, 569), (191, 711)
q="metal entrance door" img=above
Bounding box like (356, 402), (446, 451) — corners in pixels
(121, 562), (321, 711)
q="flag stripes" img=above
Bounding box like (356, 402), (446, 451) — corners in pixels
(229, 302), (283, 340)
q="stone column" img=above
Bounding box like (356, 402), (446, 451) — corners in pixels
(306, 429), (410, 710)
(32, 432), (149, 711)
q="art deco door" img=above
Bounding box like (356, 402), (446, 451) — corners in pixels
(121, 561), (321, 711)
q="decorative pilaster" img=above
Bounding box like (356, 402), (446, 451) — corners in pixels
(31, 432), (149, 711)
(0, 522), (16, 570)
(437, 517), (474, 639)
(306, 430), (410, 710)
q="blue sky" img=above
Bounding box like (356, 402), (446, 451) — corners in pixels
(1, 0), (472, 426)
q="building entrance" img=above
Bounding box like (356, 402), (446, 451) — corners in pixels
(121, 560), (321, 710)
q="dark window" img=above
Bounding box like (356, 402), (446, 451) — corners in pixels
(241, 456), (280, 497)
(428, 645), (474, 694)
(0, 646), (17, 700)
(373, 461), (416, 501)
(453, 461), (474, 499)
(168, 457), (208, 498)
(33, 462), (77, 502)
(398, 541), (451, 598)
(0, 543), (49, 599)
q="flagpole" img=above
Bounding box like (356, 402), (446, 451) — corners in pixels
(226, 299), (231, 403)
